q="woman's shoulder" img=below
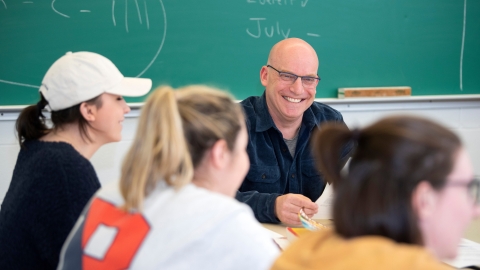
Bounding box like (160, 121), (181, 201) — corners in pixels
(184, 185), (252, 213)
(25, 140), (90, 165)
(273, 230), (450, 270)
(16, 140), (96, 182)
(151, 185), (260, 230)
(22, 140), (80, 158)
(183, 187), (272, 237)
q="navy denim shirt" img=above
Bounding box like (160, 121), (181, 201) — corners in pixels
(236, 93), (353, 223)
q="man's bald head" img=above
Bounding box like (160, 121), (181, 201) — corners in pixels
(267, 38), (318, 69)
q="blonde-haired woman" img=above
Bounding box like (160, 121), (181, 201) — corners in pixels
(58, 85), (280, 270)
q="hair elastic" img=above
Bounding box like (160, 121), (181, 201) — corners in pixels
(36, 100), (45, 118)
(351, 128), (361, 142)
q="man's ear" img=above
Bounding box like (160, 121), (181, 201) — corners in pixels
(209, 139), (229, 170)
(79, 102), (97, 122)
(412, 181), (438, 222)
(260, 66), (269, 87)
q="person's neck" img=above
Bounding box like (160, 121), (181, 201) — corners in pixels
(40, 125), (101, 160)
(192, 167), (234, 198)
(271, 114), (302, 140)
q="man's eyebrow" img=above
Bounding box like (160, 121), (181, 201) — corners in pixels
(285, 71), (318, 78)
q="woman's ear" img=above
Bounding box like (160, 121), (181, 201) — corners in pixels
(412, 181), (438, 222)
(79, 102), (97, 122)
(209, 139), (229, 170)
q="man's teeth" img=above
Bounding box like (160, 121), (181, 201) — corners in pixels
(284, 96), (301, 103)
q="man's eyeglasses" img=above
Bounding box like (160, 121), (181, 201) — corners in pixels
(445, 177), (480, 205)
(267, 65), (320, 88)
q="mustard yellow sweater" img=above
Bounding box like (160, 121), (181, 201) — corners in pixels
(271, 229), (452, 270)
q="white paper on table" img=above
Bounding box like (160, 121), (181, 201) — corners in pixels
(312, 183), (334, 219)
(443, 238), (480, 268)
(262, 227), (291, 251)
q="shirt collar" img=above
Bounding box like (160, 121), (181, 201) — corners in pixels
(254, 92), (318, 133)
(254, 92), (276, 132)
(303, 104), (318, 130)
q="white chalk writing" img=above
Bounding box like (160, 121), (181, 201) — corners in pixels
(0, 0), (167, 90)
(460, 0), (466, 90)
(246, 18), (290, 39)
(247, 0), (304, 6)
(51, 0), (70, 18)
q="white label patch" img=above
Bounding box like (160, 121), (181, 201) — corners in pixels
(84, 224), (118, 260)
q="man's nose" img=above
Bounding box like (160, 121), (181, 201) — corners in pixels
(290, 77), (304, 95)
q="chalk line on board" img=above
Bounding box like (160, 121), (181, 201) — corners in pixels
(134, 0), (142, 24)
(51, 0), (70, 18)
(144, 0), (150, 29)
(136, 0), (166, 77)
(125, 0), (129, 33)
(1, 0), (165, 87)
(460, 0), (466, 91)
(0, 79), (39, 88)
(112, 0), (116, 26)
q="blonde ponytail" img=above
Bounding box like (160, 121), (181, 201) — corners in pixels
(120, 85), (243, 212)
(120, 86), (193, 211)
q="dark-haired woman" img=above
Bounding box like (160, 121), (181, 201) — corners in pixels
(272, 115), (480, 270)
(0, 51), (151, 270)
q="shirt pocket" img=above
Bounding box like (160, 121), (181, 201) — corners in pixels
(301, 165), (321, 178)
(246, 165), (281, 184)
(300, 160), (324, 200)
(300, 158), (321, 176)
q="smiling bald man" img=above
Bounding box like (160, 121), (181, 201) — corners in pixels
(236, 38), (353, 226)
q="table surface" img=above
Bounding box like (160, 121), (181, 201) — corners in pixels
(263, 218), (480, 243)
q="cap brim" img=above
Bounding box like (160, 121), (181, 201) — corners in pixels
(107, 77), (152, 97)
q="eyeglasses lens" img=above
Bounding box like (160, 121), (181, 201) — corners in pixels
(470, 179), (480, 205)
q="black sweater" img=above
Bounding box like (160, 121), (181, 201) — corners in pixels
(0, 140), (101, 270)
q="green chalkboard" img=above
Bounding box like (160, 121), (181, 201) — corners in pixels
(1, 0), (479, 106)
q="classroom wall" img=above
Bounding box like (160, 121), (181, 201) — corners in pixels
(1, 97), (480, 206)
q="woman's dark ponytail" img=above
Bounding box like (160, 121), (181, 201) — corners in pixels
(311, 123), (355, 187)
(16, 94), (50, 147)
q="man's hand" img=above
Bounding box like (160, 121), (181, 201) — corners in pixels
(274, 194), (318, 226)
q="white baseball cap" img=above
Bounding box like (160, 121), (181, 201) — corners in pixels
(39, 51), (152, 111)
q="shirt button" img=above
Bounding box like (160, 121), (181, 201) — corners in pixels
(291, 174), (295, 178)
(262, 174), (266, 179)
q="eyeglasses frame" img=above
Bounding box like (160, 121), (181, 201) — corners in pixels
(266, 65), (320, 88)
(444, 177), (480, 205)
